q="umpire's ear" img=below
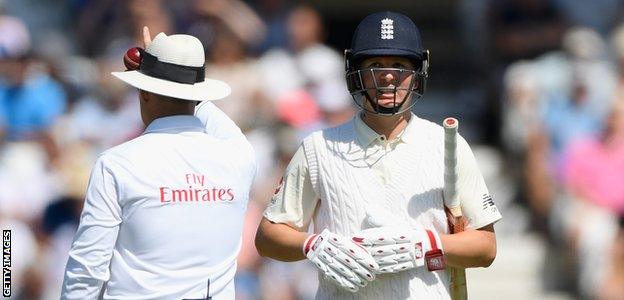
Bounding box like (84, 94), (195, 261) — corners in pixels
(139, 90), (150, 103)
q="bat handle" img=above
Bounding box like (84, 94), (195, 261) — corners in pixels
(443, 117), (468, 300)
(443, 117), (461, 217)
(448, 206), (463, 218)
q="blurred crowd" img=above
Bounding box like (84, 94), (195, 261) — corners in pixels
(494, 2), (624, 298)
(0, 0), (622, 299)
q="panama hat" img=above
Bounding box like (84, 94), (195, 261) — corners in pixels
(111, 32), (231, 101)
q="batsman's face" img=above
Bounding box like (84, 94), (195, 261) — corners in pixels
(359, 56), (416, 109)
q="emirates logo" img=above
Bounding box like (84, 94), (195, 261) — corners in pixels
(381, 18), (394, 40)
(158, 173), (235, 203)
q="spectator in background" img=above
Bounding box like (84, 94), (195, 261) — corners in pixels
(40, 174), (86, 299)
(258, 5), (355, 136)
(256, 50), (322, 137)
(193, 0), (266, 49)
(500, 26), (619, 297)
(286, 5), (355, 126)
(501, 61), (541, 160)
(560, 27), (616, 118)
(0, 16), (66, 143)
(52, 53), (142, 153)
(253, 0), (291, 52)
(75, 0), (176, 57)
(598, 26), (624, 298)
(0, 15), (66, 222)
(183, 0), (267, 60)
(522, 27), (615, 231)
(540, 71), (603, 168)
(559, 98), (624, 299)
(563, 98), (624, 216)
(500, 61), (546, 233)
(206, 28), (273, 133)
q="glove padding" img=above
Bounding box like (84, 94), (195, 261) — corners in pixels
(304, 229), (379, 292)
(352, 225), (443, 274)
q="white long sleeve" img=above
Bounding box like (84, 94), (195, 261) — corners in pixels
(61, 156), (122, 299)
(195, 101), (244, 141)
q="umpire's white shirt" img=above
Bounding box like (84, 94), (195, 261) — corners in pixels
(62, 103), (256, 300)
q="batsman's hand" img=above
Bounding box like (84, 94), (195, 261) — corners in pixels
(304, 229), (379, 292)
(352, 225), (444, 274)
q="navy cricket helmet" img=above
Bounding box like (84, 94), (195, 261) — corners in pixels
(345, 11), (430, 115)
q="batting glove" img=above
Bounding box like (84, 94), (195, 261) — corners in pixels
(352, 225), (445, 274)
(303, 229), (379, 292)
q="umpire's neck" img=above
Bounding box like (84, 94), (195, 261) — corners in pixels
(361, 110), (411, 141)
(139, 90), (198, 127)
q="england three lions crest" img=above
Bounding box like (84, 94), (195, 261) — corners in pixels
(381, 18), (394, 40)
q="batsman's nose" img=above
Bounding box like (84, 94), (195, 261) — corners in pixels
(376, 70), (401, 86)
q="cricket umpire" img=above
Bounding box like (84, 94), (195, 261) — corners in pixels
(255, 11), (502, 299)
(61, 30), (256, 299)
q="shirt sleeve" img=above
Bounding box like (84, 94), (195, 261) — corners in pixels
(61, 155), (122, 300)
(456, 136), (502, 230)
(194, 101), (244, 141)
(263, 145), (319, 232)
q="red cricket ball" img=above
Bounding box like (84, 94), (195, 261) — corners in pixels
(123, 47), (143, 71)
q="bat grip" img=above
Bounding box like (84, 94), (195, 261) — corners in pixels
(443, 118), (461, 217)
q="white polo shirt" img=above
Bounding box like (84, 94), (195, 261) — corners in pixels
(62, 107), (256, 300)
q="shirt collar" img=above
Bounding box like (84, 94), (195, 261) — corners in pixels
(143, 115), (205, 134)
(354, 113), (384, 147)
(354, 112), (419, 147)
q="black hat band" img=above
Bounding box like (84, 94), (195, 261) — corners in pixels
(139, 51), (205, 84)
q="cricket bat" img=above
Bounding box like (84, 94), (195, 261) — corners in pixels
(443, 117), (468, 300)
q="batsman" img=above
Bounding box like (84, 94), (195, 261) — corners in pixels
(255, 11), (501, 299)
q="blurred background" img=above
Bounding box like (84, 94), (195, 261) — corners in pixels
(0, 0), (623, 299)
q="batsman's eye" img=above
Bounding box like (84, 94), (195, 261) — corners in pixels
(365, 62), (382, 68)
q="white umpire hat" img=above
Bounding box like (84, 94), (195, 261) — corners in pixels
(111, 32), (231, 101)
